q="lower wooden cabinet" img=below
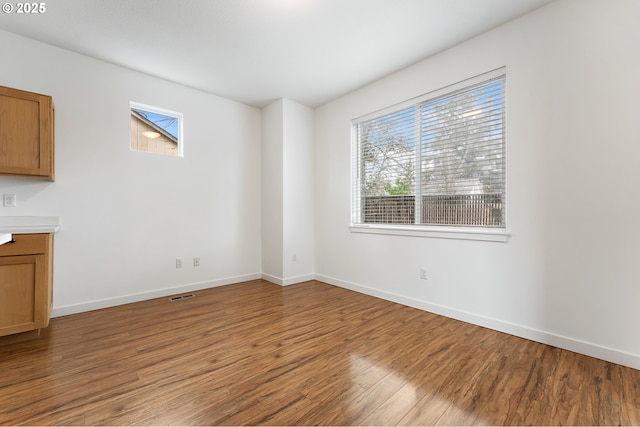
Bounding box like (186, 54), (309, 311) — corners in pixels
(0, 233), (53, 337)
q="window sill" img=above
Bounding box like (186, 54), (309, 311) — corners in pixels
(349, 224), (510, 242)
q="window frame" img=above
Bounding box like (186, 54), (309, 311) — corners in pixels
(130, 101), (184, 157)
(350, 68), (510, 242)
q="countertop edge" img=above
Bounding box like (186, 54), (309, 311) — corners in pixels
(0, 216), (61, 234)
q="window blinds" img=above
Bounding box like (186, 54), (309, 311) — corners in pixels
(352, 70), (505, 228)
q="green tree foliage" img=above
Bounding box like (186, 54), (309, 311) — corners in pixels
(384, 178), (411, 195)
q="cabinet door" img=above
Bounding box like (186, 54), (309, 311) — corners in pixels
(0, 255), (45, 336)
(0, 86), (54, 180)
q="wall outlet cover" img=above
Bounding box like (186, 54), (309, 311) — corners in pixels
(3, 194), (16, 207)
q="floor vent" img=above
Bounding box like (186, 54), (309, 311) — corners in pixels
(169, 294), (195, 301)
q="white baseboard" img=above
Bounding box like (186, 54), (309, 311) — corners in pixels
(262, 273), (315, 286)
(315, 273), (640, 371)
(51, 273), (262, 318)
(49, 270), (640, 370)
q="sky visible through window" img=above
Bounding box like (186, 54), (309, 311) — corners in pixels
(131, 108), (179, 139)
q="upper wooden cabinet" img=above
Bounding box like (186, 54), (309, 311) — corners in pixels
(0, 86), (55, 181)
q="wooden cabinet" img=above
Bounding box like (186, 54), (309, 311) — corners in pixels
(0, 86), (55, 181)
(0, 234), (53, 337)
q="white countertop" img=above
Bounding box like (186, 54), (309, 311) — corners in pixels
(0, 216), (61, 234)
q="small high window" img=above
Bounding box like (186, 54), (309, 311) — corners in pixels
(130, 102), (183, 157)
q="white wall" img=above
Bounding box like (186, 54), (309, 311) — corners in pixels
(282, 99), (315, 282)
(314, 0), (640, 369)
(262, 98), (315, 284)
(261, 100), (284, 279)
(0, 30), (263, 314)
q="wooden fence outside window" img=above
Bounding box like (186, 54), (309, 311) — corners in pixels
(363, 194), (503, 226)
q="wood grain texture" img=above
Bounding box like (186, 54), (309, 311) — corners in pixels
(0, 85), (54, 180)
(0, 233), (53, 337)
(0, 279), (638, 425)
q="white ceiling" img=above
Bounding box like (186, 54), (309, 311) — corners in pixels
(0, 0), (553, 108)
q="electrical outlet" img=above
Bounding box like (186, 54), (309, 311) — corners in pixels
(193, 257), (200, 267)
(176, 259), (183, 268)
(292, 254), (297, 262)
(3, 194), (16, 207)
(420, 268), (427, 280)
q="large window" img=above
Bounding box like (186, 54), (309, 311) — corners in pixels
(352, 69), (506, 232)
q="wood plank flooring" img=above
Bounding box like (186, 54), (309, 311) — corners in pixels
(0, 279), (638, 425)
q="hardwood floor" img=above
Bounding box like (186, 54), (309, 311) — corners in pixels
(0, 279), (638, 425)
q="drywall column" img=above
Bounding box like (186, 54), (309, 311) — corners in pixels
(261, 100), (285, 281)
(261, 98), (315, 285)
(282, 99), (315, 283)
